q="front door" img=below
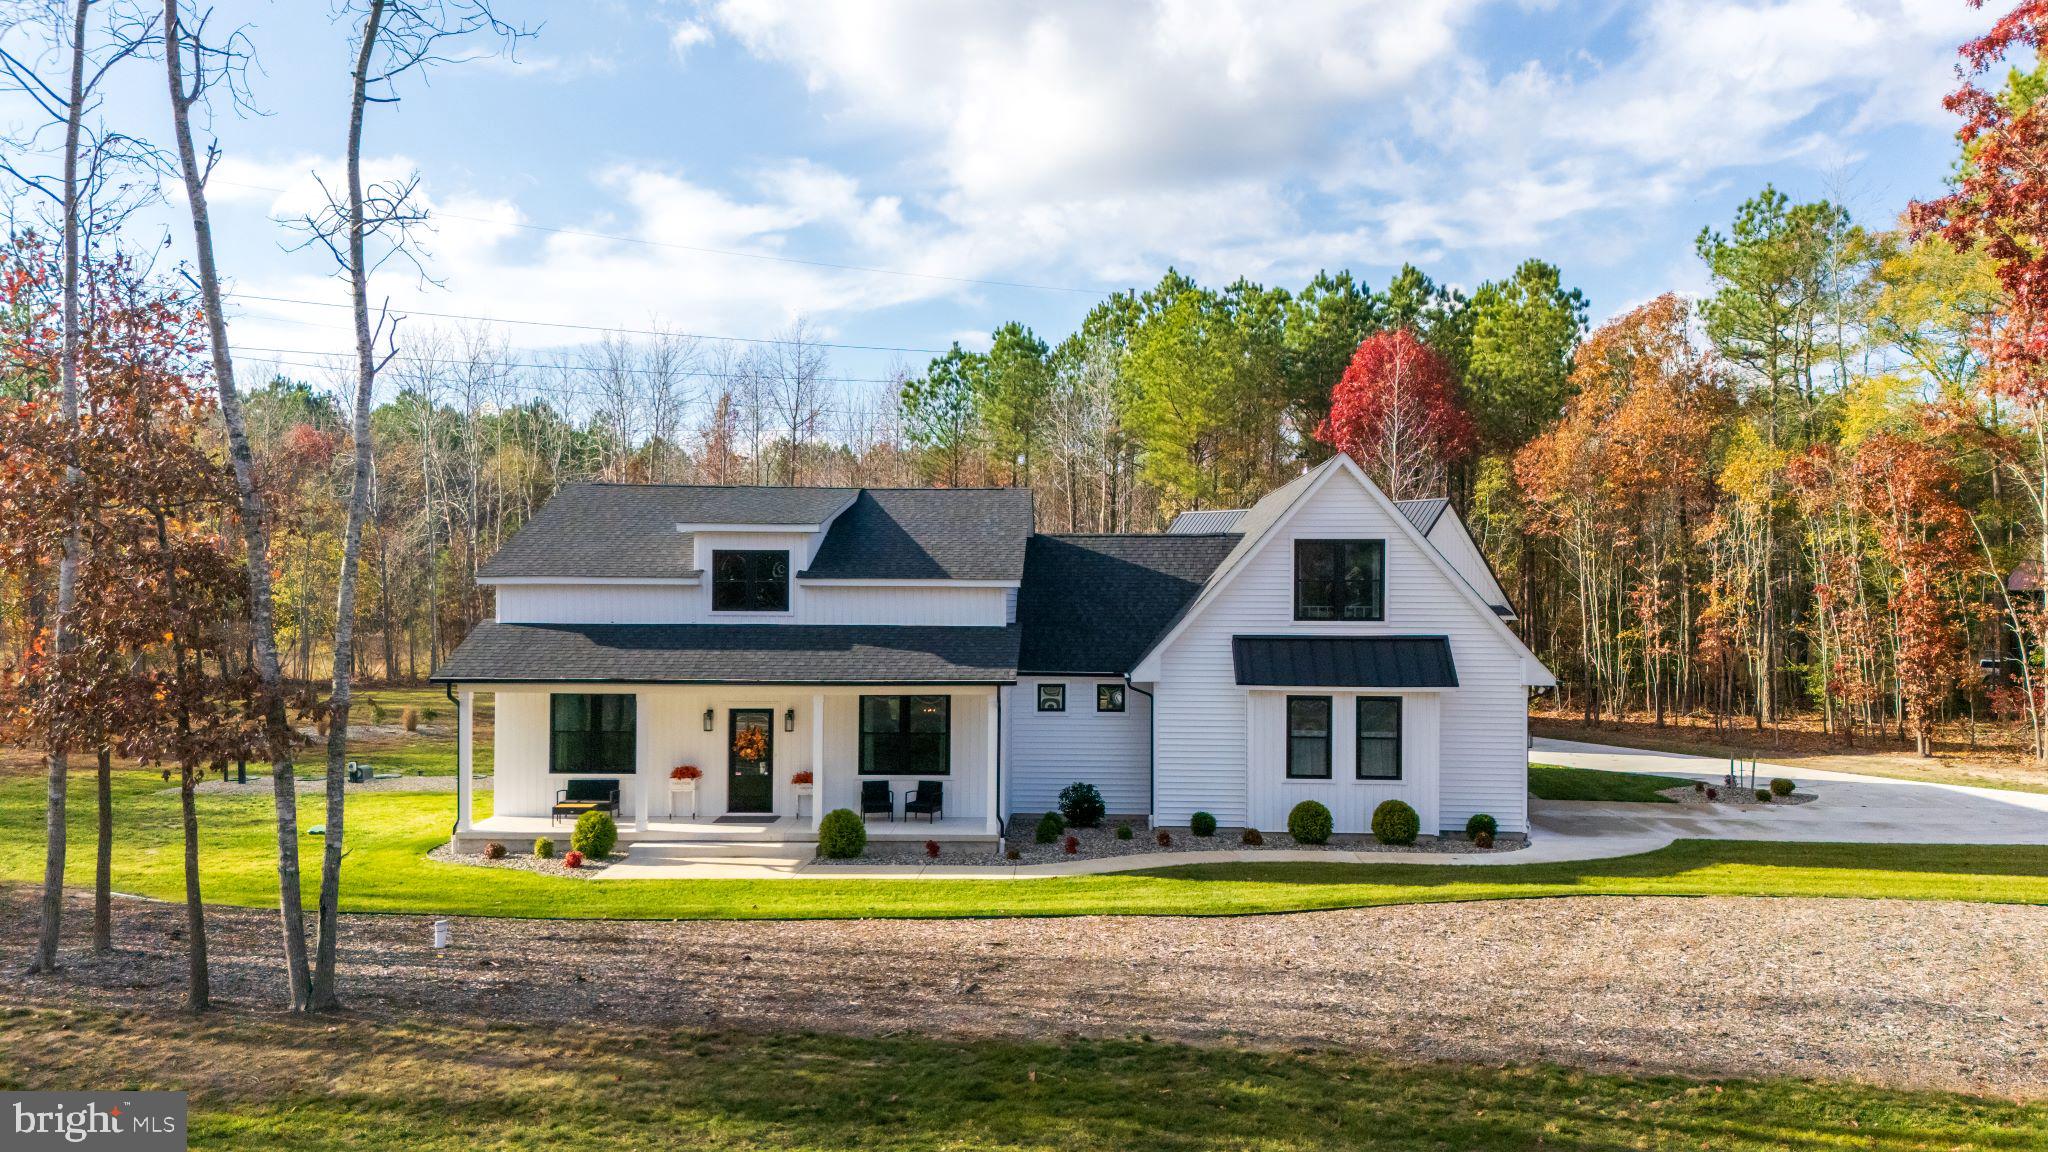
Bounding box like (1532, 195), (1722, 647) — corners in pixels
(727, 708), (775, 814)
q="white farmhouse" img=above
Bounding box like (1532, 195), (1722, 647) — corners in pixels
(434, 454), (1553, 850)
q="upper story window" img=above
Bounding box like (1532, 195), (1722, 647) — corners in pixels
(1037, 683), (1066, 712)
(1096, 684), (1125, 712)
(712, 550), (790, 612)
(1294, 539), (1384, 621)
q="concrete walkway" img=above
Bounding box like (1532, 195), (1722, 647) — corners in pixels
(590, 737), (2048, 880)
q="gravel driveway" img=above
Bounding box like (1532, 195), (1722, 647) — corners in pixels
(6, 890), (2044, 1099)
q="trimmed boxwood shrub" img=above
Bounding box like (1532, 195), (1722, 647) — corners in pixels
(532, 837), (554, 859)
(1465, 812), (1498, 840)
(1190, 811), (1217, 837)
(571, 810), (617, 858)
(1756, 788), (1774, 803)
(817, 808), (867, 858)
(1287, 800), (1333, 845)
(1114, 823), (1133, 840)
(1035, 811), (1066, 844)
(1770, 777), (1795, 797)
(1058, 782), (1106, 828)
(1371, 799), (1420, 846)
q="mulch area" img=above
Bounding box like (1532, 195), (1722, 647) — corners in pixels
(5, 888), (2045, 1099)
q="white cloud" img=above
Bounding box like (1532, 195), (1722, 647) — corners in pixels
(670, 19), (714, 60)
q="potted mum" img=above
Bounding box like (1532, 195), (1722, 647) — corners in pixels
(669, 763), (702, 819)
(790, 770), (814, 820)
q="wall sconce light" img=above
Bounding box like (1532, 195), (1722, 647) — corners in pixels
(702, 708), (714, 732)
(784, 708), (796, 732)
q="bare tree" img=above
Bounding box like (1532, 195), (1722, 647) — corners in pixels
(0, 0), (155, 975)
(162, 0), (315, 1007)
(641, 327), (698, 483)
(289, 0), (526, 1011)
(766, 317), (827, 485)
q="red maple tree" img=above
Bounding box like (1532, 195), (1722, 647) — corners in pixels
(1314, 329), (1475, 501)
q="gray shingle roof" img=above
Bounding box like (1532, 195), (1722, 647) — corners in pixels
(1016, 534), (1240, 674)
(478, 484), (860, 581)
(433, 621), (1020, 683)
(800, 488), (1034, 581)
(1231, 635), (1458, 688)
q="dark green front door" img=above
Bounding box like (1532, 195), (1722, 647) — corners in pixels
(728, 709), (774, 814)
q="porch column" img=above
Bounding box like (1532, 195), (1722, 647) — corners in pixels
(456, 688), (474, 833)
(811, 692), (825, 830)
(984, 691), (1000, 834)
(636, 690), (652, 834)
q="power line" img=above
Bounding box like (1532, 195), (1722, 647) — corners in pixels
(213, 178), (1113, 298)
(223, 291), (948, 355)
(227, 343), (905, 385)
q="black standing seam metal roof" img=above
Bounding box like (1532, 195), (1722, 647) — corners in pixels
(1015, 533), (1240, 674)
(1231, 635), (1458, 688)
(799, 488), (1034, 581)
(432, 622), (1022, 684)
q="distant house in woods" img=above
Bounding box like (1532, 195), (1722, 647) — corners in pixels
(432, 455), (1553, 850)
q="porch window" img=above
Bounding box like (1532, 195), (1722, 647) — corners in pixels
(1285, 696), (1332, 779)
(1356, 697), (1402, 779)
(1294, 539), (1384, 621)
(1097, 683), (1125, 712)
(712, 549), (790, 612)
(859, 694), (951, 775)
(549, 693), (636, 774)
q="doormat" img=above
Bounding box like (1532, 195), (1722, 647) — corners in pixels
(712, 814), (779, 824)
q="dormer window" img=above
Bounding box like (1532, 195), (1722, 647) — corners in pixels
(1294, 539), (1384, 621)
(712, 550), (790, 612)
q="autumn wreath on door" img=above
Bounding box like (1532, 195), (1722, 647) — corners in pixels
(733, 727), (769, 763)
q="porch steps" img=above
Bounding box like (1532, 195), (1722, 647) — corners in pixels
(623, 840), (814, 864)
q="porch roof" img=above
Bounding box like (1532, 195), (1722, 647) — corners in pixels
(432, 621), (1021, 685)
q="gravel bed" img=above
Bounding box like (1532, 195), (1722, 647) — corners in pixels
(426, 841), (621, 876)
(8, 889), (2046, 1099)
(812, 816), (1526, 866)
(1657, 783), (1818, 808)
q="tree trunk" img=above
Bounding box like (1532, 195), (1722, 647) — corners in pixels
(93, 746), (111, 953)
(33, 0), (93, 977)
(180, 759), (208, 1012)
(164, 1), (314, 1010)
(314, 0), (391, 1010)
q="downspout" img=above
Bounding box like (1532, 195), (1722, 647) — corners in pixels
(1126, 677), (1155, 823)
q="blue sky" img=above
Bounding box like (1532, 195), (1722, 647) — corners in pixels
(4, 0), (1991, 405)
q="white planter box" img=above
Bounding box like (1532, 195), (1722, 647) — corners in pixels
(669, 781), (698, 819)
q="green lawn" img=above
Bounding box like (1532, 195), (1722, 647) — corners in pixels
(0, 1007), (2041, 1151)
(1529, 762), (1695, 803)
(7, 768), (2048, 920)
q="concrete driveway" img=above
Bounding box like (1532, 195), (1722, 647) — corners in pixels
(1529, 736), (2048, 862)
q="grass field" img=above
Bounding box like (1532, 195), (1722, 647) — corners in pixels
(1528, 762), (1693, 803)
(7, 767), (2048, 919)
(1, 1004), (2041, 1150)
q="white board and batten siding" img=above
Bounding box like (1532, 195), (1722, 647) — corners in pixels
(1244, 690), (1438, 833)
(489, 684), (993, 825)
(1147, 466), (1531, 834)
(1007, 678), (1151, 816)
(494, 582), (1007, 626)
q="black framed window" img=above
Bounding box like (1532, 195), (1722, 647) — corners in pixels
(549, 693), (636, 773)
(1037, 683), (1066, 712)
(859, 694), (950, 775)
(712, 549), (790, 612)
(1285, 696), (1332, 779)
(1356, 697), (1402, 780)
(1294, 539), (1385, 621)
(1097, 683), (1125, 713)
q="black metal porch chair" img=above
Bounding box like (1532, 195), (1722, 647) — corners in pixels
(552, 778), (621, 824)
(860, 780), (894, 822)
(903, 780), (943, 822)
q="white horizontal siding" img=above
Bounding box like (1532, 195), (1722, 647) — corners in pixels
(495, 579), (1007, 626)
(801, 585), (1007, 625)
(1008, 677), (1150, 816)
(1152, 467), (1529, 833)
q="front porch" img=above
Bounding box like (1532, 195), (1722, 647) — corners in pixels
(451, 812), (997, 854)
(447, 680), (1004, 851)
